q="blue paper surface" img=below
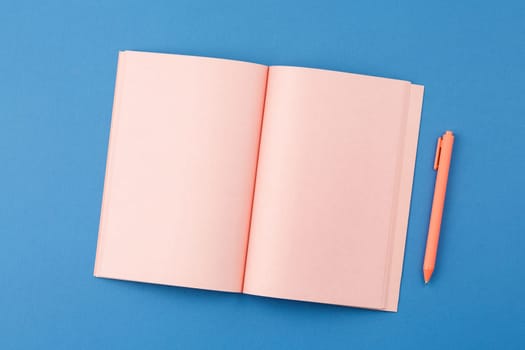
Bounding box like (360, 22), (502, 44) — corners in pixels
(1, 0), (524, 348)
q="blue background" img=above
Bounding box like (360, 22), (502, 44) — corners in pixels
(1, 0), (524, 348)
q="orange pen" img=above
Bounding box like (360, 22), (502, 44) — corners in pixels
(423, 131), (455, 284)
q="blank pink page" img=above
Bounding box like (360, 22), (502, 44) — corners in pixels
(243, 66), (423, 310)
(94, 51), (268, 292)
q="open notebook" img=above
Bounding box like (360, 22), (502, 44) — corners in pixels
(94, 50), (424, 311)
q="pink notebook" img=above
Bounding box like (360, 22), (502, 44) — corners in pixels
(94, 50), (424, 311)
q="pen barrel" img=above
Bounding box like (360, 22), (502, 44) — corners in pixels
(424, 133), (454, 270)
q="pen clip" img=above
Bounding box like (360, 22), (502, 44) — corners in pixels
(433, 136), (443, 170)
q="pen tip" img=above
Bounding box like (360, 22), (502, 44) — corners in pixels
(423, 268), (433, 284)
